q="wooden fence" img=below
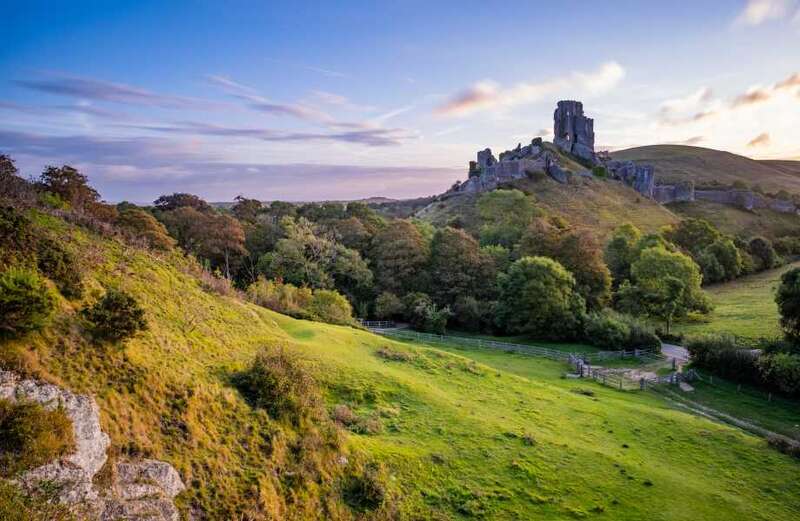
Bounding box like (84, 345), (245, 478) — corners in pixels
(371, 328), (659, 364)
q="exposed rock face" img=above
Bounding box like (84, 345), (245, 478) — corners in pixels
(554, 100), (596, 163)
(654, 182), (695, 203)
(0, 371), (184, 521)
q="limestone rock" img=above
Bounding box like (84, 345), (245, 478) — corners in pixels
(0, 371), (185, 521)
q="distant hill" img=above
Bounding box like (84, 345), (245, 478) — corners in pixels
(612, 145), (800, 194)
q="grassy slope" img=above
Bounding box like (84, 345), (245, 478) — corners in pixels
(612, 145), (800, 193)
(666, 200), (800, 240)
(7, 213), (800, 519)
(417, 176), (679, 241)
(674, 261), (800, 340)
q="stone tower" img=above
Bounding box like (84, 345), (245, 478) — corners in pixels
(553, 100), (595, 163)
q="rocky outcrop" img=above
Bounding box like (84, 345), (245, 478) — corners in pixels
(0, 371), (185, 521)
(604, 160), (655, 198)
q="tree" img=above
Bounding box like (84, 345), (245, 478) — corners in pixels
(521, 221), (611, 310)
(369, 220), (430, 295)
(428, 227), (494, 306)
(0, 155), (32, 201)
(664, 218), (721, 256)
(617, 246), (710, 331)
(604, 223), (641, 286)
(495, 256), (586, 340)
(116, 208), (176, 250)
(38, 165), (99, 210)
(776, 267), (800, 343)
(231, 196), (263, 223)
(159, 207), (247, 278)
(374, 292), (404, 320)
(749, 236), (778, 271)
(308, 289), (353, 325)
(153, 193), (211, 212)
(476, 189), (539, 248)
(702, 238), (742, 282)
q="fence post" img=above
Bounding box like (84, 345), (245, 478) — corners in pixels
(672, 358), (676, 371)
(640, 378), (645, 391)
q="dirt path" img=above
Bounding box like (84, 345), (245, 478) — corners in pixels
(661, 343), (689, 362)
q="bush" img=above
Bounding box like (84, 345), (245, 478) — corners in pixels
(584, 310), (628, 349)
(686, 334), (762, 385)
(82, 289), (147, 343)
(0, 267), (56, 337)
(452, 295), (495, 333)
(0, 399), (75, 478)
(0, 480), (74, 521)
(402, 292), (451, 334)
(776, 267), (800, 343)
(0, 206), (36, 269)
(749, 236), (779, 271)
(584, 309), (660, 350)
(757, 353), (800, 396)
(36, 237), (82, 299)
(341, 461), (388, 513)
(308, 289), (353, 325)
(232, 347), (320, 422)
(774, 236), (800, 257)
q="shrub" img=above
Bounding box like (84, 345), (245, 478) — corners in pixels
(584, 310), (628, 349)
(402, 292), (451, 333)
(232, 347), (320, 422)
(115, 208), (176, 251)
(686, 334), (762, 385)
(341, 461), (388, 513)
(0, 206), (36, 268)
(0, 399), (75, 478)
(374, 291), (404, 320)
(82, 289), (147, 343)
(36, 237), (82, 299)
(0, 267), (56, 337)
(749, 236), (779, 271)
(452, 295), (495, 332)
(0, 480), (74, 521)
(776, 267), (800, 343)
(308, 289), (353, 325)
(584, 310), (660, 350)
(774, 236), (800, 257)
(757, 353), (800, 396)
(246, 277), (313, 317)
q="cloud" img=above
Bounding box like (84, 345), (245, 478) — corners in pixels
(0, 129), (454, 201)
(734, 0), (793, 26)
(660, 87), (714, 114)
(0, 100), (126, 119)
(732, 87), (773, 107)
(434, 61), (625, 117)
(775, 72), (800, 89)
(747, 132), (771, 147)
(126, 121), (414, 147)
(15, 74), (217, 109)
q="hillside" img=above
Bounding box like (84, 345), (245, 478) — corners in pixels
(415, 175), (679, 240)
(612, 145), (800, 193)
(5, 211), (800, 519)
(674, 260), (800, 340)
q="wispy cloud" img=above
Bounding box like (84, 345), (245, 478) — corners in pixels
(660, 87), (714, 115)
(15, 74), (218, 109)
(0, 100), (126, 119)
(263, 58), (348, 78)
(126, 121), (415, 147)
(734, 0), (794, 26)
(731, 87), (772, 107)
(776, 72), (800, 89)
(675, 136), (706, 146)
(747, 132), (771, 147)
(434, 61), (625, 117)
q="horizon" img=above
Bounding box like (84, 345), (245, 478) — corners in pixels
(2, 0), (800, 202)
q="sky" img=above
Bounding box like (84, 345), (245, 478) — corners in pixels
(1, 0), (800, 202)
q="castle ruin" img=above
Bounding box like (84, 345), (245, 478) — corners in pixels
(449, 100), (798, 215)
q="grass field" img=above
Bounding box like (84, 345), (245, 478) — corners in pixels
(7, 211), (800, 519)
(674, 261), (800, 340)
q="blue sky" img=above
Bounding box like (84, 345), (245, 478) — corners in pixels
(1, 0), (800, 202)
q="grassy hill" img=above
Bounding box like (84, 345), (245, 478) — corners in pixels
(5, 210), (800, 519)
(666, 200), (800, 240)
(415, 175), (679, 240)
(612, 145), (800, 193)
(674, 260), (800, 340)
